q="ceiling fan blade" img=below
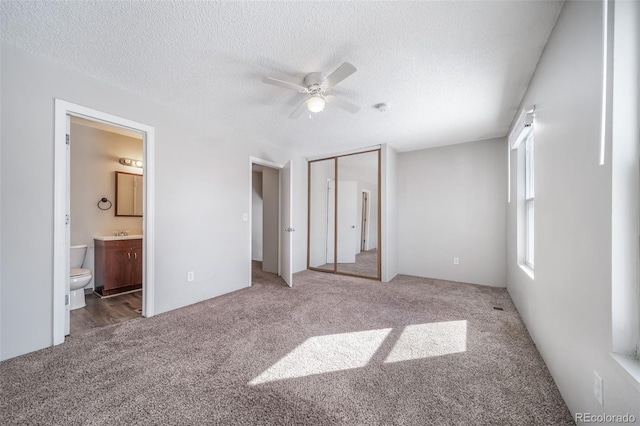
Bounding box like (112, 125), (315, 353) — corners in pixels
(324, 62), (357, 88)
(262, 77), (308, 93)
(288, 98), (310, 119)
(325, 95), (360, 114)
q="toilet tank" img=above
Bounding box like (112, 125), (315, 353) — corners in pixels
(70, 244), (88, 269)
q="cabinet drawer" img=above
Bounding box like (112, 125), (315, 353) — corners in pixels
(96, 238), (142, 249)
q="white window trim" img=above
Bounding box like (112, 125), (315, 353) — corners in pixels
(610, 353), (640, 392)
(509, 106), (535, 151)
(510, 105), (535, 276)
(525, 135), (535, 270)
(608, 0), (639, 387)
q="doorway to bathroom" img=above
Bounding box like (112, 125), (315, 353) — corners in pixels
(53, 100), (156, 345)
(249, 157), (293, 287)
(69, 117), (144, 334)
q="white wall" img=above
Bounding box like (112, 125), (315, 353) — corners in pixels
(0, 43), (307, 360)
(251, 171), (263, 261)
(507, 0), (640, 419)
(261, 167), (278, 273)
(381, 144), (398, 282)
(70, 123), (144, 289)
(397, 138), (507, 287)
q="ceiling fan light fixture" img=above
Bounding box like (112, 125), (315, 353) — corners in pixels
(307, 96), (325, 113)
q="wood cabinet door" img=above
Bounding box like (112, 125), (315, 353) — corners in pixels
(131, 247), (143, 285)
(95, 238), (143, 296)
(105, 248), (134, 289)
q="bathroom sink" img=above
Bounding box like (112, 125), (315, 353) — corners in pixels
(94, 235), (143, 241)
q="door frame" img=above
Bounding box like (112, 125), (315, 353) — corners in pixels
(361, 189), (371, 252)
(53, 99), (155, 345)
(248, 156), (285, 284)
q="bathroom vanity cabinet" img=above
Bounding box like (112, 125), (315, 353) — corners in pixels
(94, 237), (143, 297)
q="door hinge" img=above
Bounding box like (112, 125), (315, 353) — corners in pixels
(66, 134), (70, 146)
(65, 214), (70, 225)
(65, 295), (69, 306)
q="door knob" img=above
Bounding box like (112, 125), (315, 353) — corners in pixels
(285, 227), (296, 232)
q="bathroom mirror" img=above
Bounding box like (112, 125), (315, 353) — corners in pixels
(307, 149), (380, 279)
(115, 171), (143, 217)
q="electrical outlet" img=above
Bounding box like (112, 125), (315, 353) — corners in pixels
(593, 371), (603, 405)
(453, 257), (459, 265)
(187, 271), (195, 282)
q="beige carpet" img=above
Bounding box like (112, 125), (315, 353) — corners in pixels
(0, 267), (573, 425)
(318, 249), (378, 277)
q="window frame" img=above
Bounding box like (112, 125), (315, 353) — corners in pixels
(524, 134), (535, 270)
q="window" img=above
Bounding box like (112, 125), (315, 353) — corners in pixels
(525, 135), (534, 269)
(509, 105), (535, 276)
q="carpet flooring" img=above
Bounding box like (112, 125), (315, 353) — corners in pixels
(0, 268), (573, 425)
(318, 249), (378, 278)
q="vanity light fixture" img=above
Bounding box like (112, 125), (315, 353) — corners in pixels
(119, 158), (143, 168)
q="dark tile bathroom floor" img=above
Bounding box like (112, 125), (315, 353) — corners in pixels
(70, 290), (142, 335)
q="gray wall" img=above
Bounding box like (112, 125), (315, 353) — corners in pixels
(0, 43), (308, 360)
(381, 144), (398, 282)
(507, 0), (640, 418)
(251, 171), (262, 261)
(397, 138), (507, 287)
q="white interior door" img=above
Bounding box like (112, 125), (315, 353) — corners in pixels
(262, 167), (279, 274)
(65, 115), (71, 336)
(337, 181), (358, 263)
(280, 160), (293, 287)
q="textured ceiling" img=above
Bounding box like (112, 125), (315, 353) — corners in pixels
(1, 1), (563, 155)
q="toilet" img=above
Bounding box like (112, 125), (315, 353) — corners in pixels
(70, 244), (93, 310)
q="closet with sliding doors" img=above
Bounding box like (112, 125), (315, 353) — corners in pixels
(307, 149), (381, 280)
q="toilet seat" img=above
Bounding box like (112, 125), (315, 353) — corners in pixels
(71, 267), (91, 278)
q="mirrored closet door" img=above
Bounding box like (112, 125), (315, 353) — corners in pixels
(307, 149), (380, 280)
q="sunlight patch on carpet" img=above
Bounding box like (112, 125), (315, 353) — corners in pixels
(249, 328), (391, 385)
(384, 320), (467, 363)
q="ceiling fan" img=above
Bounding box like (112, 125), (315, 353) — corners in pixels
(262, 62), (361, 119)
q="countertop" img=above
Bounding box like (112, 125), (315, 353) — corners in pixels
(94, 235), (143, 241)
